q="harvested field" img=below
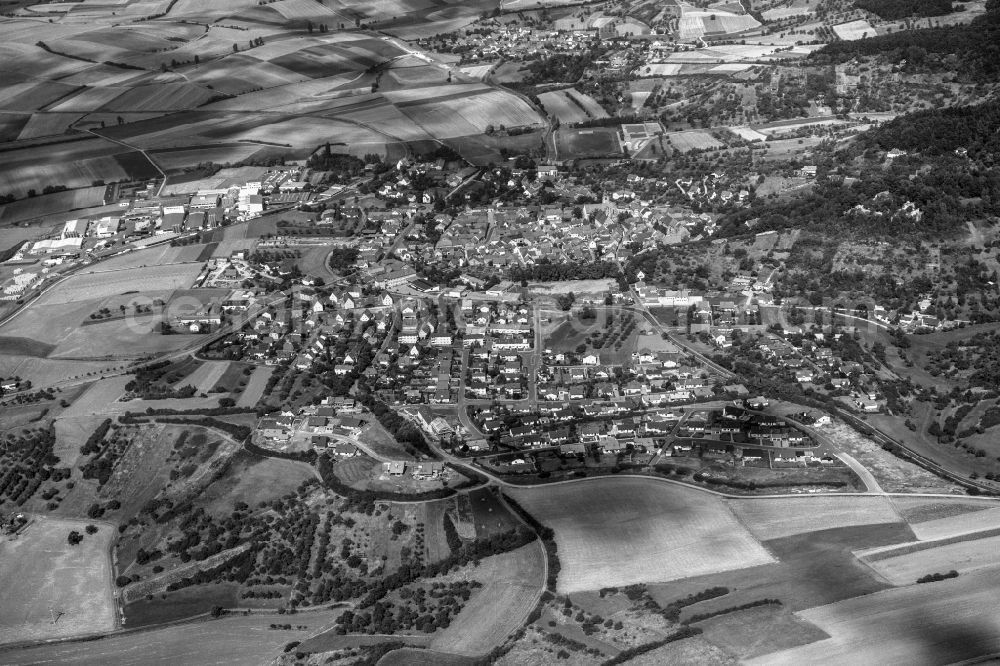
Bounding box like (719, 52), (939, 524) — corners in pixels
(99, 83), (216, 112)
(860, 533), (1000, 585)
(539, 89), (592, 124)
(0, 356), (121, 391)
(727, 495), (902, 541)
(429, 542), (545, 656)
(178, 360), (230, 393)
(907, 505), (1000, 541)
(92, 244), (204, 271)
(390, 86), (542, 138)
(565, 88), (607, 119)
(209, 361), (251, 393)
(0, 515), (116, 644)
(0, 186), (108, 223)
(507, 478), (774, 593)
(748, 567), (1000, 665)
(16, 112), (83, 140)
(643, 63), (683, 76)
(4, 608), (343, 665)
(832, 19), (875, 40)
(420, 499), (451, 563)
(696, 603), (828, 660)
(235, 365), (273, 408)
(648, 523), (914, 614)
(0, 337), (55, 358)
(890, 496), (994, 524)
(39, 264), (203, 305)
(58, 376), (130, 418)
(0, 137), (154, 198)
(0, 286), (186, 360)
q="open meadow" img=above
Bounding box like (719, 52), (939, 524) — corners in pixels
(506, 478), (774, 593)
(0, 516), (116, 644)
(429, 542), (545, 656)
(1, 609), (344, 665)
(0, 280), (190, 360)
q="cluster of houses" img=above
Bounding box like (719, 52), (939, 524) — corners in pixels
(255, 398), (366, 452)
(537, 347), (712, 404)
(723, 329), (885, 414)
(477, 400), (683, 452)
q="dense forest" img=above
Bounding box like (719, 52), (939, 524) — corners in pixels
(809, 0), (999, 82)
(854, 0), (954, 20)
(864, 99), (1000, 158)
(717, 97), (1000, 239)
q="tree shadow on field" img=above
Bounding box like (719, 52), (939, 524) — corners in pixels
(895, 607), (1000, 664)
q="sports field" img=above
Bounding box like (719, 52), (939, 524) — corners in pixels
(507, 478), (774, 593)
(0, 516), (116, 644)
(555, 127), (621, 158)
(666, 130), (723, 152)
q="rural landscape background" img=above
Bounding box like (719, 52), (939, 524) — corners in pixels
(0, 0), (999, 663)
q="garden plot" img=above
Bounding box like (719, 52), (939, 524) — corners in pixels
(507, 478), (774, 593)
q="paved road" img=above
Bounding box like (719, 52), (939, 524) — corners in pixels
(836, 452), (884, 493)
